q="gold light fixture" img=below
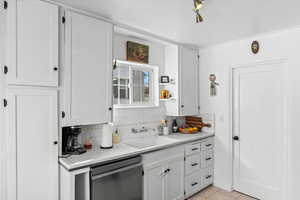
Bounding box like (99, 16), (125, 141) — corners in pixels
(194, 0), (204, 23)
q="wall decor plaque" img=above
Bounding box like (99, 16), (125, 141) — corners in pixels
(126, 41), (149, 63)
(251, 40), (259, 54)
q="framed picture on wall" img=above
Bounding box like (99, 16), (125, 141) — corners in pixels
(160, 76), (170, 83)
(126, 41), (149, 64)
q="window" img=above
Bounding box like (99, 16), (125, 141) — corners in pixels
(113, 60), (159, 108)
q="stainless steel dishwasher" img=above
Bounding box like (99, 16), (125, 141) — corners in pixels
(90, 156), (143, 200)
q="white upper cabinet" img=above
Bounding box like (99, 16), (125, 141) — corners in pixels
(6, 0), (59, 86)
(6, 87), (58, 200)
(179, 46), (199, 116)
(62, 10), (113, 126)
(164, 45), (199, 116)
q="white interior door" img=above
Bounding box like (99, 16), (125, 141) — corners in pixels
(233, 62), (286, 200)
(6, 0), (59, 86)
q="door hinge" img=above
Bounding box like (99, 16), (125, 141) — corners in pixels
(3, 0), (7, 9)
(3, 65), (8, 74)
(184, 157), (186, 161)
(62, 16), (66, 24)
(184, 190), (186, 195)
(142, 170), (144, 176)
(3, 99), (7, 107)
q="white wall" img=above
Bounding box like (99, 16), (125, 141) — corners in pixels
(199, 27), (300, 199)
(113, 33), (166, 125)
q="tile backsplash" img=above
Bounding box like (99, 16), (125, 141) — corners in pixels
(79, 113), (215, 148)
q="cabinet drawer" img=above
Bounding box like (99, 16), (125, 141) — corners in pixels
(185, 143), (201, 156)
(201, 168), (214, 187)
(143, 145), (184, 165)
(185, 154), (201, 175)
(201, 137), (214, 151)
(185, 171), (201, 197)
(201, 149), (214, 169)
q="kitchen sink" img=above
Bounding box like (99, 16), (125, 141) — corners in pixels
(124, 136), (177, 149)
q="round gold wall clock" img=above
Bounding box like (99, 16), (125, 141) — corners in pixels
(251, 40), (259, 54)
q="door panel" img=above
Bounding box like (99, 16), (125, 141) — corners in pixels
(63, 11), (112, 126)
(7, 0), (59, 86)
(6, 87), (58, 200)
(233, 63), (285, 200)
(179, 47), (199, 116)
(144, 163), (165, 200)
(166, 157), (184, 200)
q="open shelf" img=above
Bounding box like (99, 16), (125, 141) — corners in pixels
(160, 98), (176, 101)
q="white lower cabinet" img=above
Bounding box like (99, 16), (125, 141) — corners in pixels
(165, 157), (185, 200)
(5, 87), (58, 200)
(143, 161), (165, 200)
(185, 171), (202, 196)
(143, 146), (185, 200)
(60, 166), (90, 200)
(184, 137), (214, 198)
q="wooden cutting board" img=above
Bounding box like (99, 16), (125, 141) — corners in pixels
(185, 116), (211, 132)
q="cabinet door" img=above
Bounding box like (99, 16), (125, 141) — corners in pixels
(6, 0), (59, 86)
(6, 87), (58, 200)
(63, 11), (112, 126)
(144, 162), (165, 200)
(179, 47), (199, 116)
(165, 156), (185, 200)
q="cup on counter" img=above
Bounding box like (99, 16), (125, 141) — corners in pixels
(163, 126), (169, 136)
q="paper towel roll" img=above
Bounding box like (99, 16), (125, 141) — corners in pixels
(101, 124), (113, 149)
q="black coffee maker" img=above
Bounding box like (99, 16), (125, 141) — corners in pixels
(62, 126), (86, 155)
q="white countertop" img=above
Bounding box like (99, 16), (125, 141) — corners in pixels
(59, 132), (214, 171)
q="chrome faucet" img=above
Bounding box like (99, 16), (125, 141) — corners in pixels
(131, 127), (148, 134)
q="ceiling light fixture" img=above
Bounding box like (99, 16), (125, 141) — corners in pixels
(194, 0), (204, 23)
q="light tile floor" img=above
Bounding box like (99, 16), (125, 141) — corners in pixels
(188, 186), (258, 200)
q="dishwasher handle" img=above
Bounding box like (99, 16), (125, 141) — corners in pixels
(91, 163), (142, 181)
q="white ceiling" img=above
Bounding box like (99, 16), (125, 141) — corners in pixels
(56, 0), (300, 47)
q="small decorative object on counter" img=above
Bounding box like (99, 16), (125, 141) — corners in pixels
(172, 119), (178, 133)
(161, 120), (169, 136)
(112, 129), (121, 144)
(84, 137), (92, 150)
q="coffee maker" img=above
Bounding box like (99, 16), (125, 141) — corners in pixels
(62, 126), (86, 155)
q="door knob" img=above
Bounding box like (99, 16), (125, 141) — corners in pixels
(233, 136), (239, 141)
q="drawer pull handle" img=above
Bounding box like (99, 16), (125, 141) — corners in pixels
(206, 158), (212, 161)
(206, 144), (212, 147)
(191, 182), (198, 187)
(191, 148), (199, 151)
(206, 175), (212, 179)
(191, 163), (199, 167)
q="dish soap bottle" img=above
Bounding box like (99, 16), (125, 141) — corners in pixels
(112, 129), (121, 144)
